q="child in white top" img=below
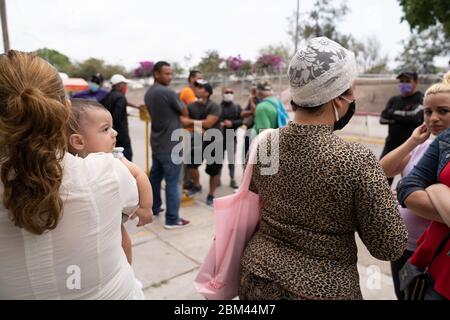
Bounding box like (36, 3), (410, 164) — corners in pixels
(67, 98), (153, 264)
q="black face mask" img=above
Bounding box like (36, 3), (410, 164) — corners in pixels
(334, 99), (356, 131)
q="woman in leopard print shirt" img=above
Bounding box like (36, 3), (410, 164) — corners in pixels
(239, 37), (408, 300)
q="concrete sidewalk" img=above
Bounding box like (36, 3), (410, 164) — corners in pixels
(125, 194), (397, 300)
(124, 201), (212, 300)
(125, 113), (397, 300)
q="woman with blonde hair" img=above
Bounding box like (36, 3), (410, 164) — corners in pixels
(0, 51), (143, 299)
(397, 71), (450, 300)
(380, 71), (450, 299)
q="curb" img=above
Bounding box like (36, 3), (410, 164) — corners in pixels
(340, 134), (385, 146)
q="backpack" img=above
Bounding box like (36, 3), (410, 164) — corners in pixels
(263, 97), (290, 128)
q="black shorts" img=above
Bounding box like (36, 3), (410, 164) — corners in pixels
(186, 162), (222, 177)
(186, 137), (223, 177)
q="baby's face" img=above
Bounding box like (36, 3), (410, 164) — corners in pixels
(81, 109), (118, 154)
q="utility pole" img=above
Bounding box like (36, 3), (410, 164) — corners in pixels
(0, 0), (10, 52)
(294, 0), (300, 54)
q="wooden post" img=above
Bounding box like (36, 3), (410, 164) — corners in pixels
(139, 106), (151, 176)
(0, 0), (10, 52)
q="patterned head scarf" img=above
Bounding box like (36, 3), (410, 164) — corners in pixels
(288, 37), (357, 108)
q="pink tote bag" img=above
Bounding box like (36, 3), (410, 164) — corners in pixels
(194, 129), (274, 300)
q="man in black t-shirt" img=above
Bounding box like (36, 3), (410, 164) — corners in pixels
(145, 61), (191, 229)
(180, 80), (221, 206)
(380, 71), (424, 186)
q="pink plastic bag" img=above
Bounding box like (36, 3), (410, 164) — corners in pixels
(194, 130), (274, 300)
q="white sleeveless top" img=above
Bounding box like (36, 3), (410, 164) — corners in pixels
(0, 153), (143, 300)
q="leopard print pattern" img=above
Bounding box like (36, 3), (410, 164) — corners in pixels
(239, 271), (303, 300)
(240, 123), (408, 300)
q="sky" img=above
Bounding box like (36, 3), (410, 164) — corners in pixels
(0, 0), (437, 71)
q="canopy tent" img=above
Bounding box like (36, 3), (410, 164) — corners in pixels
(63, 78), (89, 93)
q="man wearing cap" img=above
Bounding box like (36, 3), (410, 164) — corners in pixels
(380, 71), (424, 186)
(180, 79), (222, 206)
(253, 80), (289, 135)
(72, 73), (109, 102)
(100, 74), (133, 161)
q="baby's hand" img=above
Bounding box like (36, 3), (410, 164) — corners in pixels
(130, 207), (153, 227)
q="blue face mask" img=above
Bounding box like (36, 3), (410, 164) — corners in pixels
(89, 83), (100, 92)
(399, 83), (413, 95)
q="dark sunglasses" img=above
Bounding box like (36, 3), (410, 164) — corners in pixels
(224, 91), (234, 94)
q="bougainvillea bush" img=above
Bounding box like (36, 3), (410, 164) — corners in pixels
(255, 54), (286, 73)
(134, 61), (154, 78)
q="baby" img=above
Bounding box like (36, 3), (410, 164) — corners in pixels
(67, 98), (153, 264)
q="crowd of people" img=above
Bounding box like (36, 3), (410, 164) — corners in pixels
(0, 35), (449, 300)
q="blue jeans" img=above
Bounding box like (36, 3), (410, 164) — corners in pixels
(150, 153), (182, 225)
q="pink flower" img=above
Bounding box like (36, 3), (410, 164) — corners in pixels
(226, 55), (246, 71)
(134, 60), (154, 78)
(256, 54), (285, 71)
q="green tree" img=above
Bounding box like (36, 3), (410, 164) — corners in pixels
(353, 37), (390, 74)
(71, 58), (104, 79)
(195, 50), (225, 74)
(71, 58), (129, 80)
(102, 64), (130, 80)
(35, 48), (74, 74)
(396, 0), (450, 73)
(287, 3), (390, 74)
(398, 0), (450, 37)
(170, 62), (185, 78)
(258, 44), (292, 66)
(395, 24), (449, 73)
(35, 48), (131, 80)
(287, 0), (352, 50)
(241, 61), (253, 74)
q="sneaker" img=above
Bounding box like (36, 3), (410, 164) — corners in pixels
(230, 179), (238, 189)
(187, 185), (202, 197)
(164, 219), (191, 230)
(206, 195), (215, 207)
